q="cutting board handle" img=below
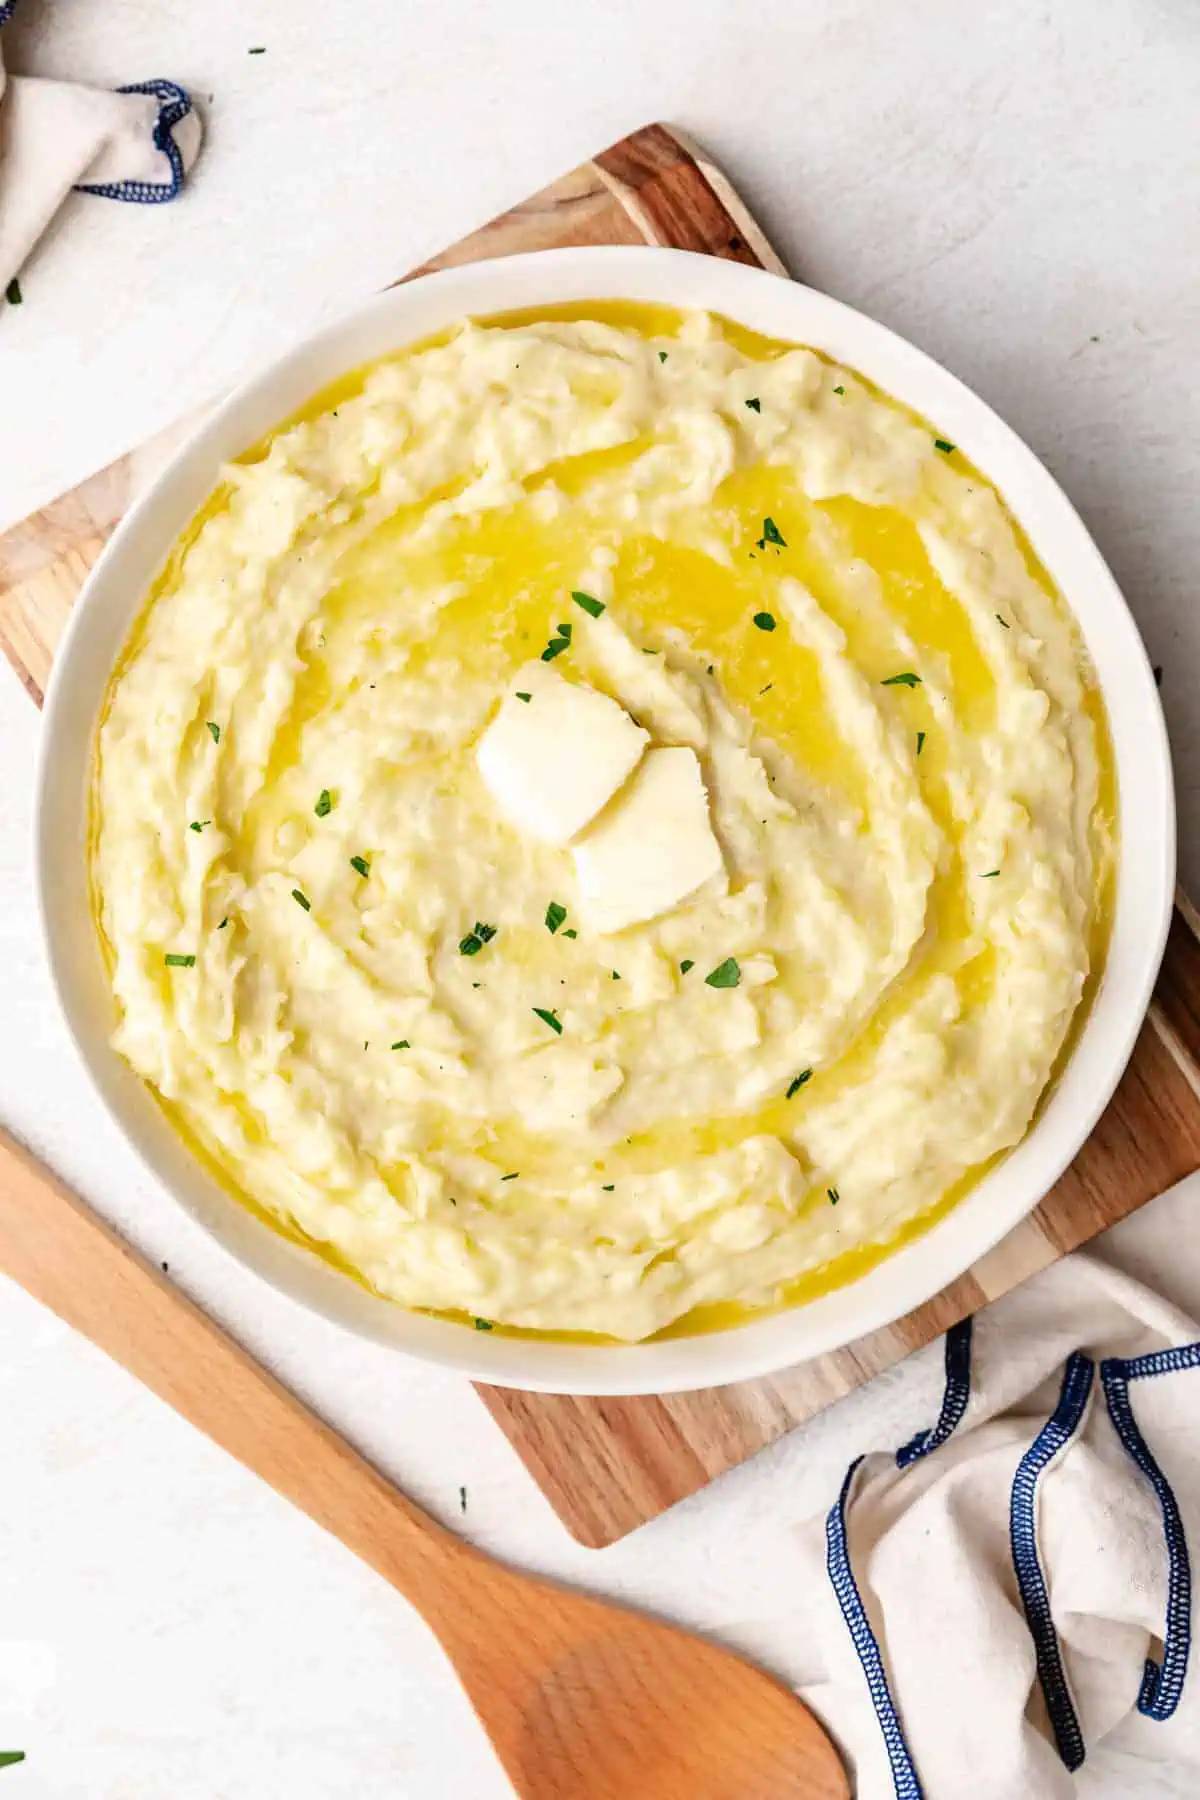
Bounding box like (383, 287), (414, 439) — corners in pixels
(0, 1127), (473, 1617)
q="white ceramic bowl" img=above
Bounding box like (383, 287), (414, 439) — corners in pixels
(36, 247), (1174, 1395)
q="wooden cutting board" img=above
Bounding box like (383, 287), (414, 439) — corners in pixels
(4, 123), (1198, 1547)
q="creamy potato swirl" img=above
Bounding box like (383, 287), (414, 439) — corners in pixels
(92, 307), (1115, 1340)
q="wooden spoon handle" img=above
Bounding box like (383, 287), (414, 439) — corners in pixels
(0, 1127), (470, 1616)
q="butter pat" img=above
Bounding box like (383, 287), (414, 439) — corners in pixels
(476, 663), (649, 845)
(573, 747), (726, 933)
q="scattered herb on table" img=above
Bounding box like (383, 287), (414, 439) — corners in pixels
(4, 278), (21, 306)
(206, 720), (221, 743)
(315, 788), (333, 817)
(545, 901), (567, 934)
(881, 671), (921, 688)
(571, 590), (605, 618)
(533, 1006), (563, 1034)
(753, 611), (776, 632)
(705, 957), (741, 989)
(350, 855), (370, 877)
(755, 516), (786, 551)
(745, 396), (761, 412)
(164, 953), (195, 968)
(786, 1070), (813, 1099)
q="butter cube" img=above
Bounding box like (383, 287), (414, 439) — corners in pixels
(573, 747), (726, 933)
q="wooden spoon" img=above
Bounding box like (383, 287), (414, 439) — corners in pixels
(0, 1128), (847, 1799)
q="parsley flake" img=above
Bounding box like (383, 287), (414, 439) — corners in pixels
(391, 1040), (410, 1050)
(218, 916), (229, 930)
(745, 397), (761, 412)
(680, 959), (694, 974)
(705, 957), (741, 989)
(572, 590), (605, 618)
(0, 1755), (25, 1769)
(786, 1069), (813, 1099)
(533, 1006), (563, 1034)
(611, 970), (621, 981)
(292, 888), (311, 911)
(563, 927), (578, 939)
(501, 1171), (519, 1181)
(541, 621), (573, 661)
(164, 953), (195, 968)
(996, 614), (1010, 629)
(350, 855), (370, 877)
(934, 438), (955, 454)
(189, 819), (209, 833)
(981, 869), (1000, 879)
(459, 921), (497, 956)
(833, 384), (845, 395)
(882, 671), (922, 688)
(753, 611), (776, 632)
(916, 731), (926, 756)
(474, 1317), (494, 1331)
(515, 691), (532, 702)
(545, 901), (567, 934)
(755, 516), (786, 551)
(5, 278), (22, 306)
(206, 720), (221, 743)
(827, 1186), (840, 1205)
(658, 350), (669, 362)
(602, 1183), (615, 1192)
(315, 788), (333, 817)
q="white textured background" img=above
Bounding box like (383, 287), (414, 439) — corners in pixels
(0, 1), (1197, 1793)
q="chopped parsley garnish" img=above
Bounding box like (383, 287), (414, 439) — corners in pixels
(545, 901), (567, 934)
(515, 691), (532, 702)
(833, 384), (845, 395)
(189, 820), (209, 833)
(996, 613), (1010, 629)
(0, 1755), (25, 1769)
(218, 916), (229, 930)
(881, 671), (921, 688)
(476, 922), (497, 942)
(658, 350), (669, 362)
(705, 956), (741, 989)
(5, 278), (22, 306)
(827, 1186), (840, 1205)
(916, 730), (926, 756)
(981, 869), (1001, 878)
(391, 1040), (410, 1049)
(680, 959), (694, 974)
(164, 953), (196, 968)
(745, 396), (761, 412)
(934, 438), (955, 453)
(602, 1184), (615, 1192)
(572, 590), (605, 618)
(350, 855), (370, 877)
(563, 927), (578, 939)
(459, 921), (497, 956)
(541, 620), (573, 661)
(611, 970), (621, 981)
(753, 611), (776, 632)
(315, 788), (333, 817)
(292, 888), (311, 911)
(756, 516), (786, 551)
(533, 1006), (563, 1034)
(786, 1069), (813, 1098)
(206, 720), (221, 743)
(474, 1317), (494, 1331)
(501, 1172), (519, 1181)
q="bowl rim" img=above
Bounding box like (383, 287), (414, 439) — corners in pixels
(35, 244), (1176, 1395)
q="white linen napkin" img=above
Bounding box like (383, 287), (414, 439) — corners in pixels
(0, 1), (201, 297)
(795, 1169), (1200, 1798)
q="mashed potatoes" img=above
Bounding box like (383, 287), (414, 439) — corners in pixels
(91, 305), (1116, 1341)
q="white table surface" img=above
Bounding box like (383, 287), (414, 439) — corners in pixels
(1, 3), (1196, 1794)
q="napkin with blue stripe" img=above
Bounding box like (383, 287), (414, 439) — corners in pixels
(0, 1), (201, 297)
(795, 1168), (1200, 1797)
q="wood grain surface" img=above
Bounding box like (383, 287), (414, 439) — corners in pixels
(3, 122), (1197, 1547)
